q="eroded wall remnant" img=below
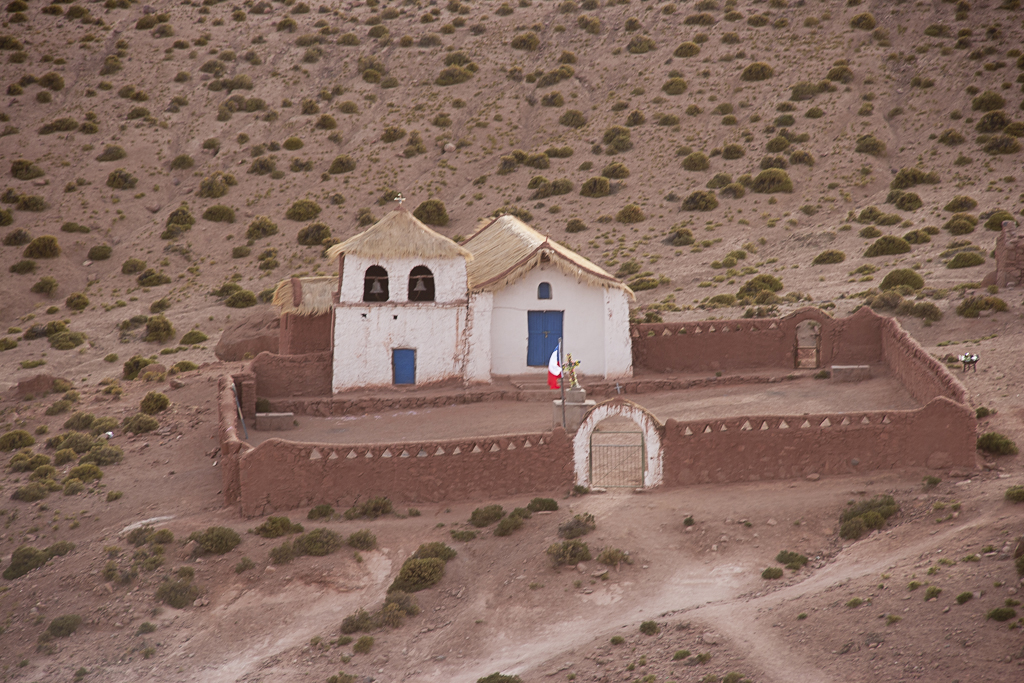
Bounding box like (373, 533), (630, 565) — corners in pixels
(995, 219), (1024, 288)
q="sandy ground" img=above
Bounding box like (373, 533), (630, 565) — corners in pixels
(248, 370), (918, 446)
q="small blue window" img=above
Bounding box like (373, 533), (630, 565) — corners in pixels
(537, 282), (552, 299)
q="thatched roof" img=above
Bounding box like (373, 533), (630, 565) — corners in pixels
(272, 276), (336, 316)
(324, 207), (471, 262)
(464, 215), (634, 299)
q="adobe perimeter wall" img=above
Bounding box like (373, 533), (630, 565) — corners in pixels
(218, 375), (253, 506)
(879, 317), (968, 405)
(631, 307), (850, 373)
(660, 396), (975, 486)
(251, 351), (332, 398)
(235, 430), (574, 518)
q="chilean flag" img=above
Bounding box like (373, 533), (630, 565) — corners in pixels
(547, 342), (561, 390)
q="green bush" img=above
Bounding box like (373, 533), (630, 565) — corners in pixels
(189, 526), (241, 554)
(413, 199), (449, 226)
(202, 205), (235, 223)
(985, 210), (1015, 231)
(179, 330), (208, 345)
(470, 505), (505, 527)
(839, 495), (898, 539)
(79, 444), (123, 466)
(347, 530), (377, 551)
(65, 293), (89, 311)
(225, 290), (257, 308)
(145, 315), (174, 343)
(944, 195), (977, 212)
(527, 497), (559, 512)
(246, 216), (278, 240)
(776, 550), (808, 569)
(87, 244), (112, 261)
(972, 91), (1006, 112)
(122, 258), (146, 275)
(891, 167), (940, 190)
(762, 566), (784, 579)
(977, 432), (1018, 455)
(812, 250), (845, 265)
(411, 542), (457, 562)
(3, 542), (73, 580)
(682, 152), (710, 171)
(987, 607), (1017, 622)
(23, 235), (60, 259)
(345, 497), (393, 519)
(156, 578), (200, 608)
(253, 517), (304, 538)
(947, 252), (985, 268)
(96, 145), (127, 162)
(329, 155), (356, 174)
(681, 191), (719, 211)
(558, 513), (596, 539)
(140, 392), (169, 415)
(864, 236), (911, 257)
(67, 462), (103, 482)
(510, 32), (539, 50)
(286, 199), (321, 221)
(751, 169), (793, 193)
(850, 12), (876, 29)
(11, 159), (44, 180)
(170, 154), (194, 170)
(740, 62), (773, 81)
(389, 557), (446, 592)
(662, 77), (688, 95)
(546, 539), (591, 566)
(674, 41), (700, 58)
(880, 269), (924, 290)
(3, 228), (31, 246)
(1, 430), (35, 451)
(43, 614), (82, 639)
(1005, 486), (1024, 503)
(305, 505), (333, 520)
(855, 135), (887, 157)
(616, 204), (645, 223)
(106, 169), (138, 190)
(738, 274), (783, 297)
(639, 620), (659, 635)
(580, 177), (610, 198)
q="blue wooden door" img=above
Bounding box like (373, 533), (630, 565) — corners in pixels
(393, 348), (416, 384)
(526, 311), (563, 366)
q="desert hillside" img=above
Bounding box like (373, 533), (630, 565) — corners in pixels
(1, 1), (1024, 682)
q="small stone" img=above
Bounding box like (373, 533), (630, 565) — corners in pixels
(169, 379), (185, 389)
(145, 204), (161, 214)
(806, 473), (820, 481)
(766, 518), (778, 526)
(82, 260), (92, 267)
(443, 142), (456, 153)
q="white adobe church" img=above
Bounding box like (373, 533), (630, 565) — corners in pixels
(272, 207), (634, 393)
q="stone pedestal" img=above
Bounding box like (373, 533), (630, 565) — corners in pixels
(554, 387), (594, 432)
(831, 365), (871, 383)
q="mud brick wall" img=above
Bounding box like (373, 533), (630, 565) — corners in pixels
(235, 430), (574, 518)
(879, 318), (968, 405)
(660, 396), (976, 485)
(279, 313), (332, 355)
(631, 307), (840, 373)
(218, 376), (252, 506)
(995, 219), (1024, 288)
(251, 351), (332, 398)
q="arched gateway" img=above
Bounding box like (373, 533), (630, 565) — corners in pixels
(572, 399), (664, 490)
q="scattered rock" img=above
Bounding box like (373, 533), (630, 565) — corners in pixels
(806, 473), (820, 481)
(766, 518), (778, 526)
(443, 142), (456, 153)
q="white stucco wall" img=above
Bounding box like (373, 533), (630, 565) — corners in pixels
(332, 304), (468, 391)
(572, 401), (663, 489)
(604, 287), (633, 379)
(464, 291), (493, 383)
(339, 255), (468, 305)
(489, 265), (629, 378)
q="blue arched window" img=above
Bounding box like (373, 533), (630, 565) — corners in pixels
(537, 282), (552, 300)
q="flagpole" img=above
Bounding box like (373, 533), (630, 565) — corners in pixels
(558, 337), (566, 429)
